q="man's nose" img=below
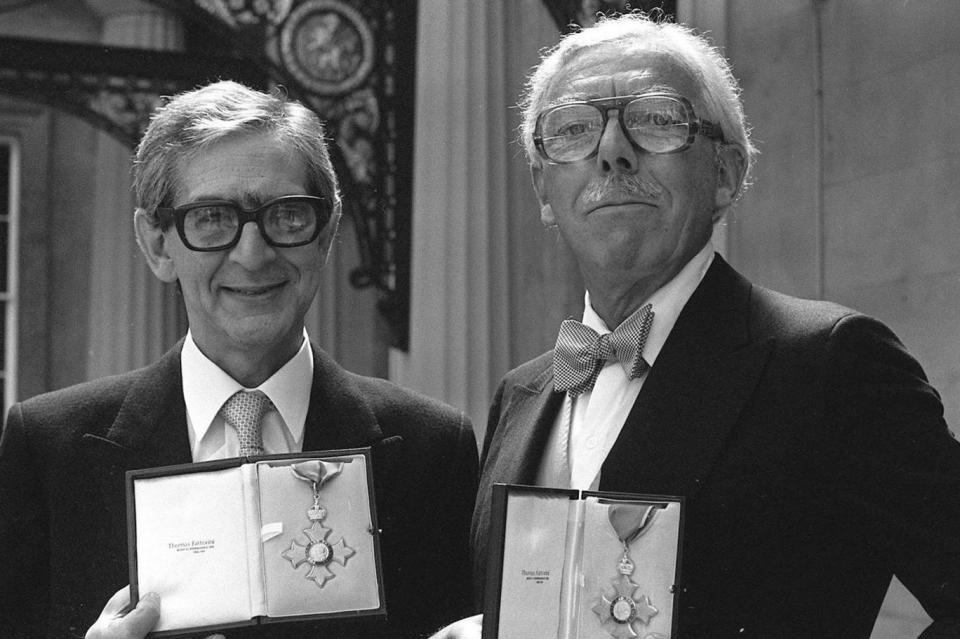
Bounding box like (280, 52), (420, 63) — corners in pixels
(596, 110), (639, 174)
(228, 221), (276, 268)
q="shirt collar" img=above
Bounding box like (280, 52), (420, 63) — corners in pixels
(583, 242), (714, 368)
(181, 329), (314, 446)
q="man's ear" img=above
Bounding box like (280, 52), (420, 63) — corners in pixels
(713, 143), (747, 219)
(530, 164), (556, 227)
(134, 209), (178, 283)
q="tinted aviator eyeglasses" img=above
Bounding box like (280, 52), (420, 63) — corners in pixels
(533, 92), (725, 164)
(156, 195), (332, 252)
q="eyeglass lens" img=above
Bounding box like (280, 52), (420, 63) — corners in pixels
(539, 96), (691, 162)
(183, 200), (320, 249)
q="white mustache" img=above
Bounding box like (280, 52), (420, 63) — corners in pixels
(579, 174), (662, 206)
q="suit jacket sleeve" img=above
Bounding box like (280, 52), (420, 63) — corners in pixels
(825, 313), (960, 633)
(0, 403), (50, 638)
(421, 410), (480, 630)
(372, 403), (479, 638)
(470, 375), (517, 609)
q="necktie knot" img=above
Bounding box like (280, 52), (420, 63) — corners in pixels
(220, 390), (272, 457)
(553, 303), (654, 396)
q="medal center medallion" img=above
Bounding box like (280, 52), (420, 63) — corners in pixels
(306, 540), (333, 565)
(611, 596), (637, 624)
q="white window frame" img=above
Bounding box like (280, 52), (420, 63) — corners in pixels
(0, 136), (20, 415)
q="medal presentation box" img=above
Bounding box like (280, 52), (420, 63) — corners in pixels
(483, 484), (684, 639)
(126, 448), (384, 637)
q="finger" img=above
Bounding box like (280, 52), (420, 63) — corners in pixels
(118, 592), (161, 635)
(101, 585), (133, 616)
(429, 614), (483, 639)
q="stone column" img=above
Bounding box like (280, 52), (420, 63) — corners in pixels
(388, 0), (512, 431)
(85, 1), (184, 379)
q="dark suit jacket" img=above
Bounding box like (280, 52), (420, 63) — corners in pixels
(0, 341), (478, 639)
(473, 255), (960, 638)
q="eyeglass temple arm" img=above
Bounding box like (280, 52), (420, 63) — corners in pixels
(696, 119), (725, 141)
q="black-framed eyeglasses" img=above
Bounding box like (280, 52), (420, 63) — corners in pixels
(156, 195), (332, 252)
(533, 92), (725, 164)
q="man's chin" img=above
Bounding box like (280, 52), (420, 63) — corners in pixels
(217, 318), (300, 353)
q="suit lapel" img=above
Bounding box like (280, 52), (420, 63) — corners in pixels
(300, 345), (408, 539)
(78, 342), (191, 538)
(601, 256), (773, 498)
(473, 358), (563, 577)
(485, 359), (562, 488)
(301, 344), (386, 452)
(81, 342), (191, 466)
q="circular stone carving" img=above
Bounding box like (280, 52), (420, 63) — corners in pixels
(280, 0), (375, 96)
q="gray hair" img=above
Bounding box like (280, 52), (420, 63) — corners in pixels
(519, 13), (755, 188)
(133, 80), (339, 228)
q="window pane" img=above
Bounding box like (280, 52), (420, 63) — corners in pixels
(0, 144), (8, 218)
(0, 142), (11, 413)
(0, 221), (7, 292)
(0, 300), (5, 369)
(0, 144), (7, 295)
(0, 299), (6, 407)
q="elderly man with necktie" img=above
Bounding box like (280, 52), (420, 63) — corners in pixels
(435, 12), (960, 639)
(0, 80), (478, 639)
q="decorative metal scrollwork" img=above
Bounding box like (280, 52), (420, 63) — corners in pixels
(0, 0), (414, 349)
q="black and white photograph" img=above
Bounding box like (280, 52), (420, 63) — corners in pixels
(1, 1), (959, 638)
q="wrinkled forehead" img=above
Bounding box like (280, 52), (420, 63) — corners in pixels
(171, 131), (311, 202)
(543, 44), (705, 109)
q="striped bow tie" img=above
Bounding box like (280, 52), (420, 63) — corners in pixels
(553, 303), (654, 396)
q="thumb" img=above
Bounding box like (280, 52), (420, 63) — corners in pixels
(117, 592), (161, 635)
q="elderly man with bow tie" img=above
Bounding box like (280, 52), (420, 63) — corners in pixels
(435, 11), (960, 639)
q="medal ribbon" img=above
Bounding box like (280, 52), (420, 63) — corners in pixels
(282, 458), (356, 587)
(608, 502), (664, 546)
(291, 459), (344, 487)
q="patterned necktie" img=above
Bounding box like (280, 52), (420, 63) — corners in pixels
(220, 390), (272, 457)
(553, 303), (655, 396)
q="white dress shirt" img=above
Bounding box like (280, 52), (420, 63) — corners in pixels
(182, 329), (314, 461)
(537, 243), (715, 490)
